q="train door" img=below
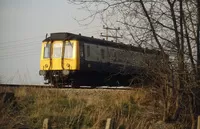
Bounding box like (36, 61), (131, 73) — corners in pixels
(62, 41), (79, 70)
(51, 41), (63, 70)
(40, 41), (51, 70)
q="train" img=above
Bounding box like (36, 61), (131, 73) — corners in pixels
(39, 32), (164, 87)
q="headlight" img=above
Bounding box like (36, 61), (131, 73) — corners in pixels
(45, 64), (48, 68)
(62, 70), (70, 75)
(39, 70), (46, 75)
(66, 63), (70, 68)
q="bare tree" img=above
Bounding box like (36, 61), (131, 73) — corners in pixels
(67, 0), (200, 128)
(197, 0), (200, 78)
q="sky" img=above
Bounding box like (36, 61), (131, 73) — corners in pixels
(0, 0), (103, 84)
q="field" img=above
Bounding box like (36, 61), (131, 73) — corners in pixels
(0, 86), (182, 129)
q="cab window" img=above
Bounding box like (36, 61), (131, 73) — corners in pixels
(64, 42), (73, 58)
(44, 43), (50, 58)
(53, 43), (62, 58)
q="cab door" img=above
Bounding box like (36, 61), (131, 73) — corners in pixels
(51, 42), (63, 70)
(63, 40), (80, 70)
(40, 42), (51, 70)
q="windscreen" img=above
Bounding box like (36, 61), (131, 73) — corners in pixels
(64, 42), (73, 58)
(43, 43), (50, 58)
(52, 43), (62, 58)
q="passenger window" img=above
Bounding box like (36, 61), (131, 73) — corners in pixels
(87, 45), (90, 57)
(114, 51), (117, 61)
(101, 49), (105, 59)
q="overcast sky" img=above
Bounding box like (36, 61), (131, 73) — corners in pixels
(0, 0), (102, 84)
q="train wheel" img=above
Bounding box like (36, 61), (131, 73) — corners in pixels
(71, 81), (80, 88)
(91, 85), (96, 88)
(51, 79), (63, 88)
(52, 82), (62, 88)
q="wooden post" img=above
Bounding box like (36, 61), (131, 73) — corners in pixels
(105, 118), (112, 129)
(198, 116), (200, 129)
(43, 118), (49, 129)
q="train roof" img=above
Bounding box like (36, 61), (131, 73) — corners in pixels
(43, 32), (161, 55)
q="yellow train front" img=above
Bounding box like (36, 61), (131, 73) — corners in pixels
(39, 32), (162, 87)
(39, 33), (81, 87)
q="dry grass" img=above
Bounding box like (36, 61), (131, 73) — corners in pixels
(0, 86), (183, 129)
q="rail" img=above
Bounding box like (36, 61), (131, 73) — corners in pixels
(0, 83), (144, 90)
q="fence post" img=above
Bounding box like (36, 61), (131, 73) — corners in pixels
(197, 116), (200, 129)
(105, 118), (112, 129)
(43, 118), (49, 129)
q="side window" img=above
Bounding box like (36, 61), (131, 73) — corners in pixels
(80, 43), (84, 57)
(101, 49), (105, 59)
(87, 45), (90, 57)
(118, 50), (123, 62)
(110, 49), (115, 61)
(114, 50), (117, 61)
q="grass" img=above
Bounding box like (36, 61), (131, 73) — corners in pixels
(0, 87), (183, 129)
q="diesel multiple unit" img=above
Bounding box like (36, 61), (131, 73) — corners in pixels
(39, 32), (162, 87)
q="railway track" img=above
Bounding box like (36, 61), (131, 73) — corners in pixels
(0, 84), (139, 90)
(0, 84), (53, 88)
